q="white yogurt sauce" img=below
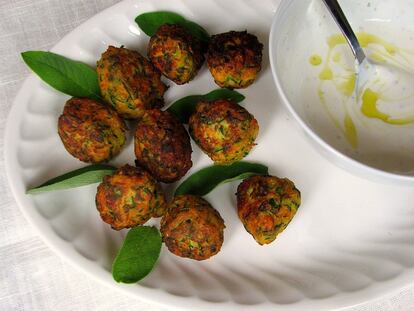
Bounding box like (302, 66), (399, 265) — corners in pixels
(299, 0), (414, 173)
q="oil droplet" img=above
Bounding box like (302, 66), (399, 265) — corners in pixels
(361, 88), (414, 125)
(369, 52), (386, 63)
(361, 89), (388, 120)
(309, 54), (322, 66)
(327, 34), (346, 49)
(332, 52), (341, 63)
(344, 113), (358, 148)
(319, 67), (333, 80)
(338, 74), (356, 96)
(357, 32), (398, 55)
(326, 32), (398, 55)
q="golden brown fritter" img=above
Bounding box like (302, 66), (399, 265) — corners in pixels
(134, 109), (192, 183)
(148, 24), (205, 85)
(96, 46), (167, 119)
(189, 99), (259, 165)
(160, 195), (225, 260)
(207, 31), (263, 89)
(95, 164), (166, 230)
(236, 175), (301, 245)
(57, 97), (126, 163)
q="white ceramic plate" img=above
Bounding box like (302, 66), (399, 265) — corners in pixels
(5, 0), (414, 310)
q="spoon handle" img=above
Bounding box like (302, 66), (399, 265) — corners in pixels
(321, 0), (366, 64)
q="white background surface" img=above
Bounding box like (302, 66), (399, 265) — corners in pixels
(1, 0), (414, 310)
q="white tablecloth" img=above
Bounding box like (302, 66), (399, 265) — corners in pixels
(1, 0), (414, 310)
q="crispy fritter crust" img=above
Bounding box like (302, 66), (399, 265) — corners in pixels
(95, 164), (166, 230)
(148, 24), (205, 85)
(96, 46), (167, 119)
(57, 97), (126, 163)
(207, 31), (263, 89)
(189, 99), (259, 165)
(160, 195), (225, 260)
(134, 109), (192, 183)
(236, 175), (301, 245)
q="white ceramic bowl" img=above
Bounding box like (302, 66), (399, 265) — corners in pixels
(269, 0), (414, 186)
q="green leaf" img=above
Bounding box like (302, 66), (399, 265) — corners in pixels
(27, 164), (116, 194)
(167, 89), (245, 123)
(112, 226), (162, 283)
(202, 89), (245, 102)
(135, 11), (210, 45)
(167, 95), (203, 124)
(21, 51), (101, 100)
(174, 161), (268, 197)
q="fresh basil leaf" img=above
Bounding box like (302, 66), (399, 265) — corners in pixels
(167, 89), (245, 123)
(135, 11), (210, 45)
(174, 161), (268, 197)
(27, 164), (116, 194)
(112, 226), (162, 283)
(202, 89), (245, 102)
(21, 51), (101, 100)
(183, 20), (210, 45)
(167, 95), (203, 124)
(136, 11), (185, 36)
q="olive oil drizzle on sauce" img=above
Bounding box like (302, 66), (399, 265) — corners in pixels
(309, 32), (414, 148)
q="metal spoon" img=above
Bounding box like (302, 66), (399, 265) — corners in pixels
(321, 0), (376, 95)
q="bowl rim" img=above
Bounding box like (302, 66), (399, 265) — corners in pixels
(268, 0), (414, 186)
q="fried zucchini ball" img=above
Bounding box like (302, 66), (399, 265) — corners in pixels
(134, 109), (192, 183)
(207, 31), (263, 89)
(160, 195), (225, 260)
(96, 46), (167, 119)
(148, 24), (205, 85)
(57, 97), (126, 163)
(236, 175), (301, 245)
(189, 99), (259, 165)
(96, 164), (166, 230)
